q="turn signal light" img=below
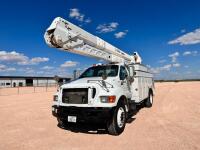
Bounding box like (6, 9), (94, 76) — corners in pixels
(108, 96), (116, 103)
(100, 96), (116, 103)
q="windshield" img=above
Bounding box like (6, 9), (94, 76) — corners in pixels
(79, 65), (119, 78)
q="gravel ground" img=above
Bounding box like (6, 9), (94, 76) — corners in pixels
(0, 82), (200, 150)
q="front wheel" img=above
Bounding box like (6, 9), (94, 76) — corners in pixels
(107, 100), (127, 135)
(145, 91), (153, 108)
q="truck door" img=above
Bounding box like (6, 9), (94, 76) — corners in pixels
(119, 66), (131, 98)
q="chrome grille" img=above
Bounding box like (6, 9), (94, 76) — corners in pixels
(62, 88), (88, 104)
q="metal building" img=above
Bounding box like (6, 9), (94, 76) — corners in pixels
(0, 76), (71, 88)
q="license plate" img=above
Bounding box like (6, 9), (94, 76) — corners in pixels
(68, 116), (77, 123)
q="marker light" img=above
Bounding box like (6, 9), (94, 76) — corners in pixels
(100, 96), (116, 103)
(53, 95), (58, 101)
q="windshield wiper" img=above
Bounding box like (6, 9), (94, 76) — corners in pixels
(87, 80), (113, 92)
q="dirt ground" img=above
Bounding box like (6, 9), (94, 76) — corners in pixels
(0, 82), (200, 150)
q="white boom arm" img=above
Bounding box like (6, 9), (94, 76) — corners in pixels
(44, 17), (139, 64)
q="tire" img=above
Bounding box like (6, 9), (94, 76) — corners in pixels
(107, 100), (127, 135)
(145, 91), (153, 108)
(57, 118), (68, 128)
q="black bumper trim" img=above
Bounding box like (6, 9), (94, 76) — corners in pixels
(52, 105), (114, 123)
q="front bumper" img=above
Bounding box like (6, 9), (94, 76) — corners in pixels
(52, 105), (114, 123)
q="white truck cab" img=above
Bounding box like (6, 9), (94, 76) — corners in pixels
(52, 63), (154, 135)
(45, 17), (154, 135)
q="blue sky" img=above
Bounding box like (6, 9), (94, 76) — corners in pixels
(0, 0), (200, 79)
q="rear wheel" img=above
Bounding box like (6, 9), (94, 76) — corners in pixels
(145, 91), (153, 108)
(107, 100), (127, 135)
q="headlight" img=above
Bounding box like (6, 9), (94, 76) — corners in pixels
(100, 96), (116, 103)
(53, 95), (58, 101)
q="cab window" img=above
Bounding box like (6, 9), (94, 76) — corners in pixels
(79, 65), (119, 78)
(119, 66), (128, 80)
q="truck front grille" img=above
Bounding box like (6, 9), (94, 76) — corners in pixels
(62, 88), (88, 104)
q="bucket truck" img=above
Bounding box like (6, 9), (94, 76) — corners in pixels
(44, 17), (154, 135)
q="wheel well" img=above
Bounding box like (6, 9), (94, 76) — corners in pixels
(118, 95), (128, 106)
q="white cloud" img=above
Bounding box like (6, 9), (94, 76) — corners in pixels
(114, 30), (128, 38)
(23, 67), (51, 75)
(30, 57), (49, 64)
(183, 51), (191, 56)
(172, 63), (181, 67)
(149, 67), (160, 74)
(36, 71), (45, 74)
(183, 50), (198, 56)
(98, 59), (107, 63)
(149, 64), (172, 74)
(69, 8), (84, 21)
(158, 59), (166, 63)
(0, 51), (28, 63)
(168, 52), (179, 63)
(60, 61), (78, 68)
(160, 64), (172, 71)
(0, 64), (6, 70)
(0, 64), (16, 72)
(96, 22), (119, 33)
(0, 50), (49, 65)
(193, 51), (198, 55)
(26, 69), (35, 74)
(149, 62), (181, 74)
(184, 65), (189, 68)
(181, 29), (186, 33)
(168, 28), (200, 45)
(69, 8), (91, 23)
(85, 18), (91, 23)
(18, 57), (49, 65)
(42, 66), (54, 70)
(6, 68), (16, 71)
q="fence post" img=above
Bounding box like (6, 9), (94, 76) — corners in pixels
(18, 86), (19, 94)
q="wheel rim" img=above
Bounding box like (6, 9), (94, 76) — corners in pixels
(117, 107), (125, 128)
(150, 94), (153, 104)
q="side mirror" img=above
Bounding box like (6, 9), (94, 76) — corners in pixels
(120, 74), (127, 81)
